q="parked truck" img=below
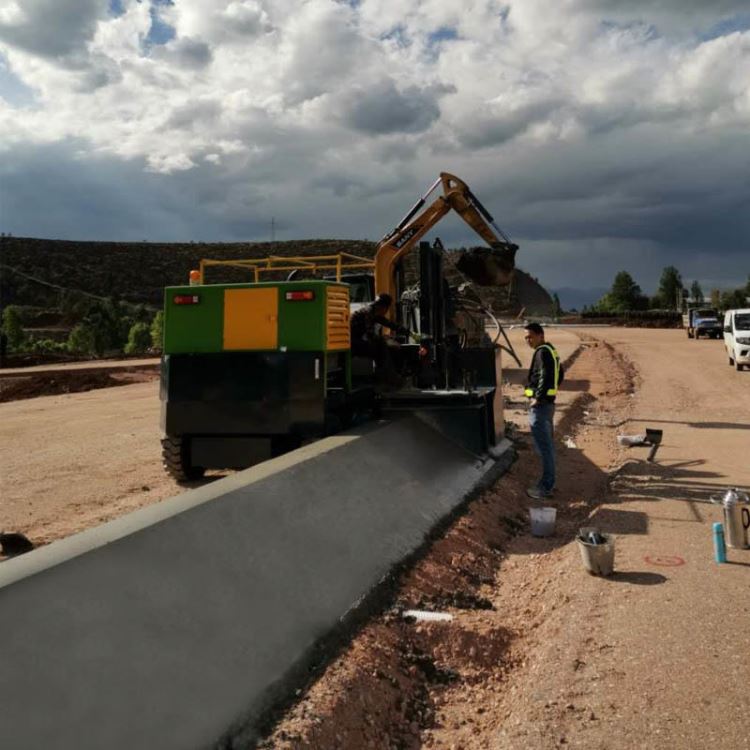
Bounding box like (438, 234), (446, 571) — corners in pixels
(683, 307), (722, 339)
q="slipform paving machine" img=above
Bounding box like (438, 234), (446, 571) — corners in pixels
(160, 173), (519, 481)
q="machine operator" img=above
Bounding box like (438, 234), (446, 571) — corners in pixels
(350, 293), (409, 382)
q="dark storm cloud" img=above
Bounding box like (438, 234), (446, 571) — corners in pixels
(580, 0), (750, 35)
(152, 37), (213, 70)
(588, 0), (749, 18)
(0, 141), (268, 242)
(310, 173), (364, 197)
(341, 79), (452, 134)
(73, 52), (123, 91)
(456, 99), (564, 149)
(0, 0), (105, 60)
(477, 125), (750, 257)
(165, 99), (222, 130)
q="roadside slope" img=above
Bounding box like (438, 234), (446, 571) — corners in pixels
(259, 331), (626, 749)
(262, 328), (750, 749)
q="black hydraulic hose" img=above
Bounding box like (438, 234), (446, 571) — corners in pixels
(466, 188), (495, 223)
(486, 306), (522, 367)
(387, 176), (443, 237)
(466, 189), (513, 245)
(497, 344), (518, 363)
(393, 197), (425, 233)
(451, 291), (522, 367)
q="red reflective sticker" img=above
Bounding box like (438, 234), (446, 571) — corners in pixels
(285, 291), (315, 301)
(174, 294), (200, 305)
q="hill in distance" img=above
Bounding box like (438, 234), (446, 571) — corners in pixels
(0, 236), (553, 316)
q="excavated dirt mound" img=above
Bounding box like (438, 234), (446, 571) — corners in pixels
(0, 367), (159, 402)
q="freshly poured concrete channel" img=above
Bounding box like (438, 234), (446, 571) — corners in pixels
(0, 416), (511, 750)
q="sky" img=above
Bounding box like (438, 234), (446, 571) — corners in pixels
(1, 0), (749, 307)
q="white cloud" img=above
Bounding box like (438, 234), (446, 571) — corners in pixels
(0, 0), (749, 290)
(163, 0), (273, 44)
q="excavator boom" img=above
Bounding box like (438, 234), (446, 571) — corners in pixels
(374, 172), (518, 306)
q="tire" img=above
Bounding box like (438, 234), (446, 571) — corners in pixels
(729, 354), (735, 365)
(736, 362), (745, 372)
(161, 436), (205, 482)
(687, 329), (693, 339)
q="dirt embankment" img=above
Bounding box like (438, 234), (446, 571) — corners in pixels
(259, 340), (635, 749)
(0, 366), (159, 403)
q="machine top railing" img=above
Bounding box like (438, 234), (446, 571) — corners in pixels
(194, 252), (375, 284)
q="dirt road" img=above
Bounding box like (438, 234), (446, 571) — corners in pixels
(0, 380), (190, 543)
(1, 328), (748, 748)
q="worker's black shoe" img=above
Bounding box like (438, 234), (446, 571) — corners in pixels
(526, 487), (554, 500)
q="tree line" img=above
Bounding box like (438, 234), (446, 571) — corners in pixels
(589, 267), (750, 314)
(1, 295), (163, 358)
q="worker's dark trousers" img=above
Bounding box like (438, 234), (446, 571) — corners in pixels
(353, 339), (398, 384)
(529, 402), (555, 493)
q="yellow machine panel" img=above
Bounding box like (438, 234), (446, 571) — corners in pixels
(326, 286), (350, 350)
(223, 287), (278, 350)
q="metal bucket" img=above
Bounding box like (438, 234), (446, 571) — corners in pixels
(724, 502), (750, 550)
(577, 528), (615, 576)
(713, 489), (750, 550)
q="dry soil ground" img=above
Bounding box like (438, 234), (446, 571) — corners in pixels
(1, 329), (748, 748)
(0, 361), (182, 544)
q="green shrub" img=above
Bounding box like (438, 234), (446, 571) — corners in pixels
(124, 322), (152, 354)
(2, 305), (26, 350)
(72, 298), (125, 354)
(150, 310), (164, 350)
(67, 324), (96, 354)
(30, 338), (68, 354)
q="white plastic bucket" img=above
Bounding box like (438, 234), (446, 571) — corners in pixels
(617, 434), (646, 447)
(529, 506), (556, 537)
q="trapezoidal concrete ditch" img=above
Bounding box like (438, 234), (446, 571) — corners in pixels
(0, 416), (512, 750)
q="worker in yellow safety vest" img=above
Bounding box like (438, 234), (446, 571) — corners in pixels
(523, 322), (564, 500)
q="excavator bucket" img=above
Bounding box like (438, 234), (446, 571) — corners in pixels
(455, 244), (518, 287)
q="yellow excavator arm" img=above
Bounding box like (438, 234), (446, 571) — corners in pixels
(374, 172), (518, 307)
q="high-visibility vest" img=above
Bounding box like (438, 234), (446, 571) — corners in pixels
(524, 344), (561, 398)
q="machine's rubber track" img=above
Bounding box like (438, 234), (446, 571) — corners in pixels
(161, 436), (205, 482)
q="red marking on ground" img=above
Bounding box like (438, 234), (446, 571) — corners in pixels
(644, 554), (685, 567)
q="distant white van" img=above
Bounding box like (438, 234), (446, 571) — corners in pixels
(723, 309), (750, 371)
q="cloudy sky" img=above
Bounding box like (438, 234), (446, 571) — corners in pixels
(1, 0), (749, 305)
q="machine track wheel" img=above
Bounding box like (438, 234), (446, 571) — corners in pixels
(161, 436), (205, 482)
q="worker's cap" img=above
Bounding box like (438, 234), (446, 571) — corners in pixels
(374, 293), (393, 307)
